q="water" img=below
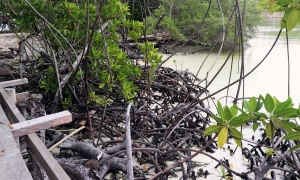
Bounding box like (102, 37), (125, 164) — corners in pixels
(161, 18), (300, 106)
(159, 18), (300, 179)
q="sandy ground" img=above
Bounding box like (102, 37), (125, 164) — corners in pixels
(0, 33), (20, 51)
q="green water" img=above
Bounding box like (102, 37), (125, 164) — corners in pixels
(161, 18), (300, 105)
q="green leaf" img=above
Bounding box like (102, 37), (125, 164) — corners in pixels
(217, 127), (228, 148)
(269, 3), (282, 13)
(229, 114), (248, 127)
(252, 121), (259, 132)
(281, 18), (287, 29)
(266, 122), (273, 140)
(243, 100), (251, 112)
(259, 94), (265, 101)
(273, 97), (280, 111)
(256, 101), (263, 111)
(210, 114), (224, 124)
(280, 120), (296, 134)
(204, 125), (221, 136)
(265, 148), (274, 157)
(276, 108), (298, 117)
(252, 112), (269, 119)
(281, 8), (291, 29)
(248, 97), (257, 112)
(257, 0), (270, 8)
(229, 127), (243, 148)
(278, 0), (293, 5)
(272, 119), (281, 129)
(223, 106), (233, 121)
(230, 105), (238, 118)
(233, 138), (242, 149)
(275, 97), (292, 113)
(99, 83), (105, 89)
(217, 101), (224, 119)
(298, 11), (300, 25)
(264, 94), (275, 113)
(289, 144), (300, 151)
(283, 131), (300, 140)
(287, 9), (299, 32)
(261, 119), (267, 126)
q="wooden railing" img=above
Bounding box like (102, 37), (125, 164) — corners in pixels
(0, 78), (71, 180)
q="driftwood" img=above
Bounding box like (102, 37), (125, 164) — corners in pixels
(57, 158), (101, 180)
(46, 130), (142, 179)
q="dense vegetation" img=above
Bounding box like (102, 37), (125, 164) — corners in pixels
(4, 0), (162, 109)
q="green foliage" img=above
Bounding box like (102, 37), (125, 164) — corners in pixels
(204, 125), (221, 136)
(39, 66), (57, 93)
(89, 91), (112, 106)
(257, 0), (300, 31)
(244, 94), (299, 142)
(6, 0), (160, 105)
(146, 0), (262, 46)
(205, 101), (247, 148)
(62, 91), (72, 110)
(265, 148), (275, 157)
(207, 94), (300, 150)
(140, 42), (163, 82)
(216, 166), (230, 180)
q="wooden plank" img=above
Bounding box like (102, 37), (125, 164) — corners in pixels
(16, 92), (30, 102)
(0, 78), (28, 88)
(11, 111), (72, 137)
(5, 88), (16, 103)
(5, 88), (19, 149)
(26, 133), (71, 180)
(0, 91), (29, 106)
(0, 88), (27, 123)
(0, 106), (33, 180)
(0, 88), (71, 180)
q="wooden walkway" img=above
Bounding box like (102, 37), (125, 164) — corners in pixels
(0, 79), (72, 180)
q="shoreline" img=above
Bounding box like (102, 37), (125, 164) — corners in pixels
(262, 12), (284, 18)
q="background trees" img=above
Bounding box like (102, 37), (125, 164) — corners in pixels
(145, 0), (262, 46)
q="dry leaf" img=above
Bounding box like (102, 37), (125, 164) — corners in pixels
(0, 152), (4, 156)
(8, 124), (13, 129)
(229, 163), (233, 168)
(0, 121), (4, 124)
(143, 165), (147, 171)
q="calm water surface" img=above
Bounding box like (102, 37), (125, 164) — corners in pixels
(161, 18), (300, 105)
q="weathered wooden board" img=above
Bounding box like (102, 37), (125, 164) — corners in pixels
(16, 91), (30, 102)
(26, 133), (71, 180)
(0, 91), (29, 106)
(0, 88), (27, 124)
(11, 111), (72, 137)
(0, 105), (33, 180)
(0, 88), (71, 180)
(0, 78), (28, 88)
